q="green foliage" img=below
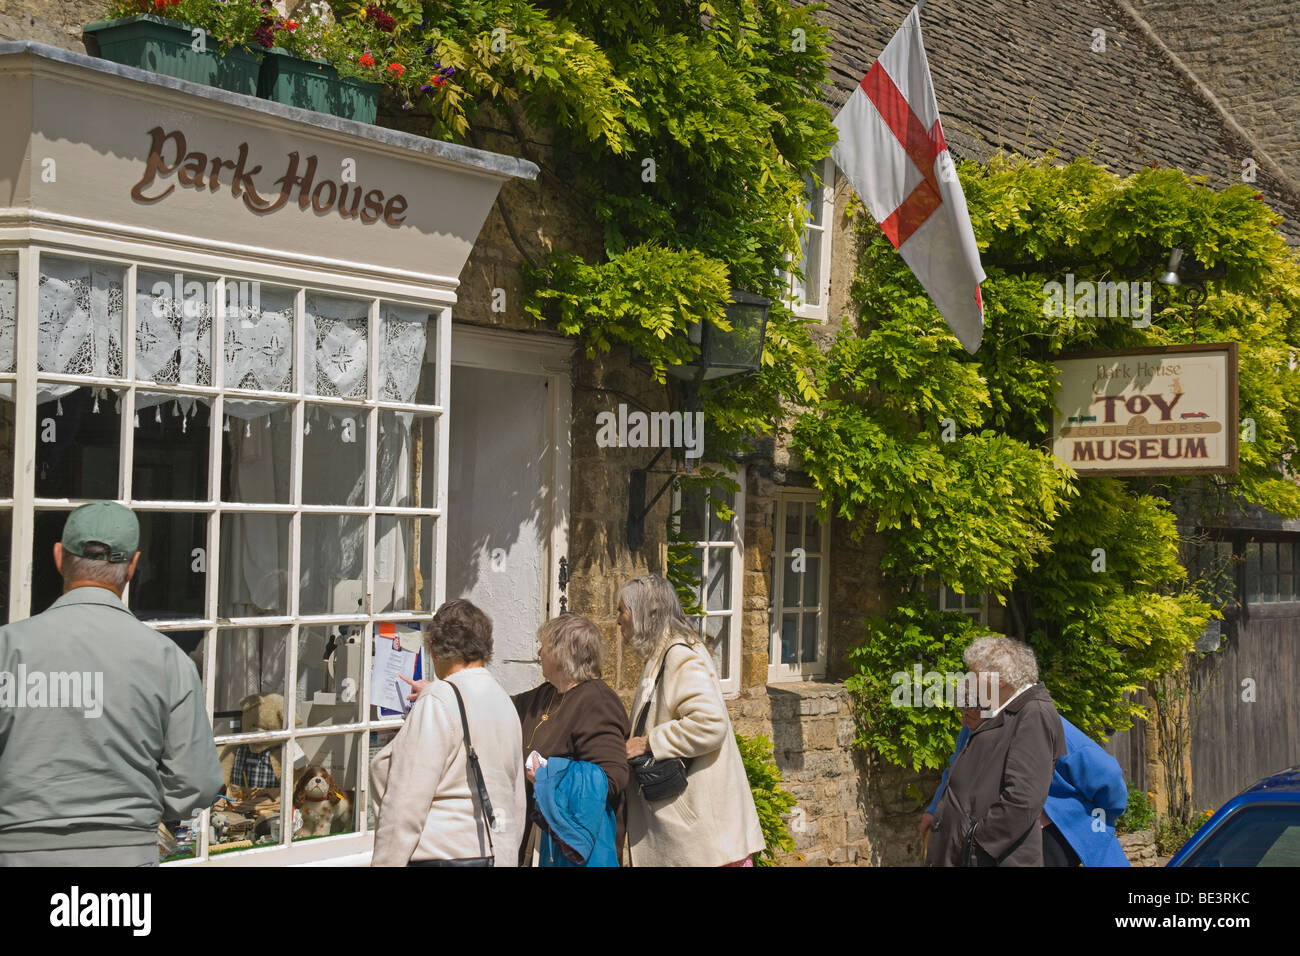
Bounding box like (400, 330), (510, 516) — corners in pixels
(735, 732), (796, 865)
(843, 597), (994, 771)
(1156, 812), (1208, 856)
(1116, 787), (1156, 833)
(802, 155), (1300, 767)
(107, 0), (266, 50)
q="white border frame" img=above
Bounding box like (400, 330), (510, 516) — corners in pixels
(768, 488), (830, 682)
(786, 158), (834, 323)
(670, 464), (746, 698)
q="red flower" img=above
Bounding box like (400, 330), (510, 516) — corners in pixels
(358, 52), (375, 68)
(285, 20), (299, 31)
(387, 62), (405, 76)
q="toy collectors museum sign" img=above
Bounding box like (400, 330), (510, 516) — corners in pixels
(1051, 344), (1239, 475)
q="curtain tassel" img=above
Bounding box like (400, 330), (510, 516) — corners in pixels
(56, 398), (63, 416)
(245, 421), (252, 438)
(223, 416), (231, 433)
(155, 405), (162, 424)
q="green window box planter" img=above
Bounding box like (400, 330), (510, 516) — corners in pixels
(257, 47), (382, 125)
(83, 14), (261, 96)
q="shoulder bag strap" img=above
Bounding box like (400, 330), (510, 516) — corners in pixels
(633, 643), (690, 737)
(447, 680), (495, 859)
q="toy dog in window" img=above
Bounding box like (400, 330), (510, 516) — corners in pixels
(292, 765), (352, 836)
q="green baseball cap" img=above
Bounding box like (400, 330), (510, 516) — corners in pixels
(61, 501), (139, 563)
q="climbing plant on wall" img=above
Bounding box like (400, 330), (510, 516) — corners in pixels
(797, 154), (1300, 770)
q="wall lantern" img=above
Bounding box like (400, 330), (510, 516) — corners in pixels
(626, 289), (771, 551)
(1156, 247), (1226, 343)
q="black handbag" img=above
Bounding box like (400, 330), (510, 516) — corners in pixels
(407, 680), (496, 867)
(628, 643), (693, 802)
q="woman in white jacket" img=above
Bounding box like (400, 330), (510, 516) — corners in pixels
(620, 574), (765, 867)
(370, 600), (525, 866)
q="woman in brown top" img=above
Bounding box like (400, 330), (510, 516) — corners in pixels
(511, 614), (631, 865)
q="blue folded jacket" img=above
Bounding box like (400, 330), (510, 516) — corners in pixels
(532, 757), (619, 867)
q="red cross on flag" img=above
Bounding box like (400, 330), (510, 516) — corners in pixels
(830, 3), (985, 352)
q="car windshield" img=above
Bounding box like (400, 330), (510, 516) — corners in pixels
(1181, 803), (1300, 866)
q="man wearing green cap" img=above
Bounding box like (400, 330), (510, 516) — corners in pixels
(0, 501), (224, 866)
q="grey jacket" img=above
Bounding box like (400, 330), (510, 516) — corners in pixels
(0, 586), (224, 850)
(926, 683), (1066, 867)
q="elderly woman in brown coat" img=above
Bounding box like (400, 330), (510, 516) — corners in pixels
(926, 635), (1066, 867)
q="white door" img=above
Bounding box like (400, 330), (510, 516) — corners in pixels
(447, 327), (571, 694)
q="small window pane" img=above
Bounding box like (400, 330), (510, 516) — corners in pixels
(211, 627), (290, 736)
(379, 303), (436, 404)
(37, 256), (125, 378)
(133, 394), (211, 501)
(0, 252), (16, 373)
(375, 515), (434, 613)
(0, 397), (13, 497)
(221, 402), (293, 504)
(218, 514), (290, 617)
(785, 501), (801, 543)
(224, 284), (295, 392)
(305, 293), (368, 399)
(292, 734), (360, 842)
(708, 494), (735, 542)
(804, 556), (820, 609)
(707, 549), (730, 612)
(35, 386), (122, 499)
(131, 511), (207, 621)
(780, 612), (798, 664)
(377, 409), (436, 510)
(678, 485), (706, 540)
(135, 269), (214, 386)
(705, 615), (730, 680)
(0, 510), (10, 625)
(801, 611), (820, 662)
(783, 551), (801, 609)
(303, 407), (367, 506)
(804, 507), (821, 549)
(1245, 543), (1260, 604)
(297, 627), (362, 727)
(299, 513), (368, 616)
(1262, 543), (1278, 602)
(211, 743), (284, 853)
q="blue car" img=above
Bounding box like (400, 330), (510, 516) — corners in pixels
(1167, 765), (1300, 866)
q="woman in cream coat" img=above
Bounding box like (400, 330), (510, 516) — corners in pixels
(620, 575), (765, 867)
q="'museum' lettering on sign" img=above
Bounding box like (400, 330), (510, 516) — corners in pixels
(130, 127), (409, 226)
(1051, 345), (1238, 475)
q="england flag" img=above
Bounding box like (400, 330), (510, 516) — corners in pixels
(830, 3), (986, 352)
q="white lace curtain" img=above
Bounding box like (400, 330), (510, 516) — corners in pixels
(0, 258), (430, 414)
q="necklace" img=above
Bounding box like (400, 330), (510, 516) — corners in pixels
(526, 683), (573, 750)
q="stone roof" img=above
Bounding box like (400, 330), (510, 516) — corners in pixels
(806, 0), (1300, 244)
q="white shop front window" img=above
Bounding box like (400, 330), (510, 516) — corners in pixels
(1, 246), (450, 863)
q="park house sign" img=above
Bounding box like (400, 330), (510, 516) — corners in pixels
(1051, 344), (1239, 475)
(129, 127), (410, 226)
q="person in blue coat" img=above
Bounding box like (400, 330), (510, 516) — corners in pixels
(921, 708), (1130, 867)
(531, 757), (619, 867)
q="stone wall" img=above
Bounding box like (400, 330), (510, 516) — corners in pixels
(729, 681), (941, 866)
(1120, 828), (1159, 866)
(0, 1), (112, 52)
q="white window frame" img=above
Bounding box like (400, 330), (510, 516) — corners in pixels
(769, 488), (830, 682)
(920, 578), (990, 624)
(1, 238), (452, 866)
(782, 158), (834, 322)
(670, 464), (745, 698)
